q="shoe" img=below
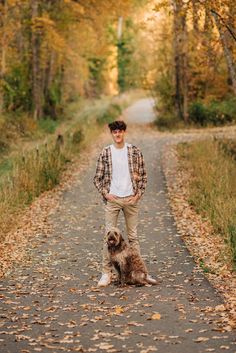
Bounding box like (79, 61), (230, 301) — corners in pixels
(146, 274), (158, 285)
(97, 273), (111, 287)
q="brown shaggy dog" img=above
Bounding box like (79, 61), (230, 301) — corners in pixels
(106, 227), (157, 286)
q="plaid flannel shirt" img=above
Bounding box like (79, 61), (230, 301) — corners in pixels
(93, 144), (147, 203)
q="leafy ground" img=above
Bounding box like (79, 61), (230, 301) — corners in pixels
(162, 128), (236, 335)
(0, 118), (235, 352)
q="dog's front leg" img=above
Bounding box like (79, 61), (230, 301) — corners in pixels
(119, 272), (126, 287)
(113, 262), (122, 285)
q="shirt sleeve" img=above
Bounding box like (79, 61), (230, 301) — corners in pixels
(137, 149), (147, 197)
(93, 151), (107, 196)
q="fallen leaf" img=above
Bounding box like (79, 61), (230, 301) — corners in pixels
(194, 337), (209, 343)
(115, 306), (124, 314)
(150, 313), (161, 320)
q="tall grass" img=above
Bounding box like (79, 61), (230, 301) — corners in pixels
(178, 139), (236, 266)
(0, 143), (66, 236)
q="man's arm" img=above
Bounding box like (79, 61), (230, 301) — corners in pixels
(127, 148), (147, 204)
(136, 149), (147, 198)
(93, 152), (107, 196)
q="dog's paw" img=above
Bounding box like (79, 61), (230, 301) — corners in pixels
(146, 275), (159, 285)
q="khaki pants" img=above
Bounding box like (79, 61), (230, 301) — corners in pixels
(103, 197), (140, 274)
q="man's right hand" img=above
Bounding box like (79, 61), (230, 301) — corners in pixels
(105, 193), (118, 201)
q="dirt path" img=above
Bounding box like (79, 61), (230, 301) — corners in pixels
(123, 97), (156, 124)
(0, 100), (235, 353)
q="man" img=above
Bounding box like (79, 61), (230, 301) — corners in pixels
(94, 120), (151, 287)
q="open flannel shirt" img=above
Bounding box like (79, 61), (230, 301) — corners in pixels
(93, 144), (147, 203)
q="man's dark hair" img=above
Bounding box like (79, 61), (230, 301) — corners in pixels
(108, 120), (127, 132)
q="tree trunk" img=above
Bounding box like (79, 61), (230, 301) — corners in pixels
(171, 0), (188, 121)
(191, 0), (199, 33)
(0, 0), (7, 113)
(31, 0), (43, 120)
(171, 0), (183, 119)
(212, 10), (236, 96)
(182, 12), (188, 123)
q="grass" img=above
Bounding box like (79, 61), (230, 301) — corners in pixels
(38, 118), (59, 134)
(178, 139), (236, 266)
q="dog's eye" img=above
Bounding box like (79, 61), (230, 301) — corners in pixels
(114, 232), (118, 237)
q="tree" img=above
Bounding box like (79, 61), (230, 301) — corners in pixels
(211, 9), (236, 96)
(171, 0), (188, 121)
(0, 0), (141, 119)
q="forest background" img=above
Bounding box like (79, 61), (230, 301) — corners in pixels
(0, 0), (236, 267)
(1, 0), (236, 138)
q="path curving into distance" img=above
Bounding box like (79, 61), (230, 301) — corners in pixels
(123, 97), (156, 124)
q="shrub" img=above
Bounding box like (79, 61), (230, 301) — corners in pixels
(2, 64), (31, 111)
(96, 103), (122, 125)
(188, 101), (209, 126)
(38, 118), (59, 134)
(155, 112), (182, 130)
(188, 98), (236, 126)
(72, 129), (84, 145)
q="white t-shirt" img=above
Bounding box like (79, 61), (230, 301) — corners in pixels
(109, 143), (134, 197)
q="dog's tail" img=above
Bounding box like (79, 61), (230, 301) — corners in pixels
(146, 275), (158, 285)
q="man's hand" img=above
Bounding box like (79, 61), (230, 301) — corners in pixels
(105, 193), (118, 202)
(126, 194), (140, 204)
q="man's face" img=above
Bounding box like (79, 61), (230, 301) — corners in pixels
(111, 129), (125, 144)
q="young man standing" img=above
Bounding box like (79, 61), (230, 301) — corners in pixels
(94, 120), (153, 287)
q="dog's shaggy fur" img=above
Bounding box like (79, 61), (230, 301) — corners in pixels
(106, 227), (157, 286)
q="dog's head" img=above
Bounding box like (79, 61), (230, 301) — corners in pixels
(106, 227), (125, 250)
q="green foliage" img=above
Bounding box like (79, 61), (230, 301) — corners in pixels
(38, 118), (59, 134)
(96, 103), (122, 125)
(44, 74), (64, 119)
(153, 71), (178, 130)
(2, 64), (32, 111)
(88, 57), (107, 97)
(208, 99), (236, 125)
(188, 98), (236, 126)
(72, 129), (84, 145)
(117, 18), (138, 92)
(154, 74), (174, 114)
(188, 101), (208, 126)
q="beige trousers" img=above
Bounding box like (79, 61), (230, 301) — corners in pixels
(103, 197), (140, 274)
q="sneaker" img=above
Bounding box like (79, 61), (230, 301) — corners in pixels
(146, 274), (158, 285)
(97, 273), (111, 287)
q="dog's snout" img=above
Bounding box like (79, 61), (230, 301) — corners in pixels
(108, 235), (116, 242)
